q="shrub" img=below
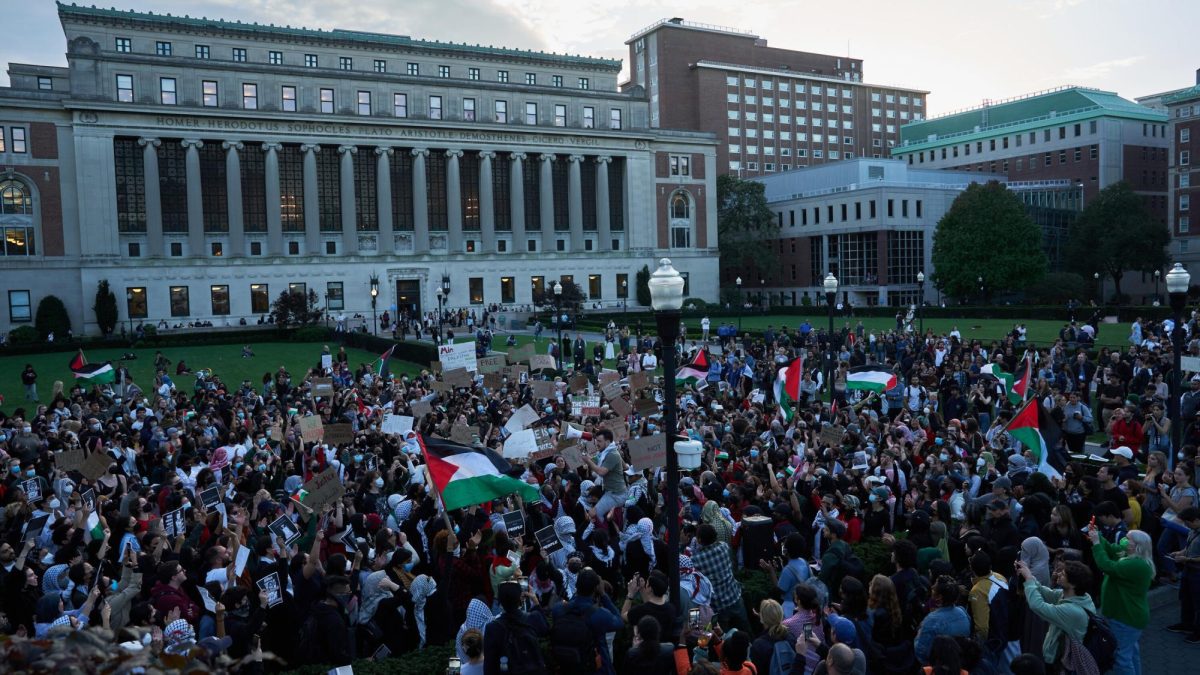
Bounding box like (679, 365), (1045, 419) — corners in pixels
(290, 326), (329, 343)
(6, 325), (40, 345)
(285, 641), (456, 675)
(682, 298), (708, 312)
(93, 280), (119, 337)
(34, 295), (72, 339)
(1024, 272), (1087, 305)
(141, 325), (158, 337)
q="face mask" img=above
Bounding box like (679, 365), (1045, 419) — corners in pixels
(976, 458), (986, 468)
(25, 469), (35, 478)
(939, 453), (949, 462)
(403, 561), (416, 572)
(1179, 452), (1187, 460)
(647, 424), (657, 432)
(257, 464), (267, 472)
(369, 425), (377, 431)
(561, 479), (569, 488)
(544, 406), (554, 414)
(237, 412), (245, 419)
(724, 425), (732, 433)
(374, 478), (384, 489)
(722, 489), (730, 499)
(235, 462), (244, 471)
(24, 426), (33, 434)
(115, 416), (122, 422)
(0, 435), (5, 443)
(258, 438), (268, 447)
(749, 449), (760, 460)
(477, 405), (486, 414)
(869, 494), (878, 503)
(354, 454), (364, 463)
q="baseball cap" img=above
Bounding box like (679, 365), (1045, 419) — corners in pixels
(829, 615), (857, 647)
(1110, 446), (1133, 460)
(992, 476), (1012, 490)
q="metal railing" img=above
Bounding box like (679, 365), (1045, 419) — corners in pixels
(629, 18), (754, 40)
(769, 178), (1073, 202)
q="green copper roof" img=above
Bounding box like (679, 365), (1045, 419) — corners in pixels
(1164, 85), (1200, 105)
(895, 86), (1165, 153)
(57, 2), (621, 70)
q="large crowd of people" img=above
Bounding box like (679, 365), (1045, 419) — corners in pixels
(2, 310), (1199, 675)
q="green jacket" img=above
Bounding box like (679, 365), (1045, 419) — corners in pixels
(1092, 539), (1154, 629)
(1023, 578), (1096, 664)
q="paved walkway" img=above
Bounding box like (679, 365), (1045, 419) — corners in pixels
(1142, 584), (1197, 674)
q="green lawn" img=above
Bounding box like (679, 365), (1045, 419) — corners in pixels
(0, 341), (422, 402)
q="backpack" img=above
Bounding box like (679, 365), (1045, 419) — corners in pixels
(550, 605), (598, 673)
(769, 638), (797, 675)
(1081, 610), (1118, 675)
(980, 576), (1012, 655)
(838, 549), (867, 584)
(902, 574), (931, 633)
(501, 614), (548, 675)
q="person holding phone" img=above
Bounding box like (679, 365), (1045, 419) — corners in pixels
(623, 570), (679, 644)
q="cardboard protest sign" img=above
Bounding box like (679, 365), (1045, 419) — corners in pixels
(429, 360), (442, 374)
(628, 434), (668, 470)
(529, 427), (558, 461)
(508, 344), (535, 363)
(601, 418), (630, 443)
(503, 429), (538, 459)
(478, 355), (507, 374)
(609, 395), (633, 419)
(580, 395), (601, 417)
(634, 398), (661, 417)
(529, 354), (557, 372)
(268, 515), (302, 546)
(502, 511), (525, 537)
(451, 424), (477, 445)
(530, 380), (557, 399)
(81, 449), (115, 481)
(312, 378), (334, 397)
(443, 368), (472, 388)
(301, 467), (345, 511)
(324, 423), (354, 445)
(382, 414), (414, 436)
(410, 400), (433, 419)
(504, 404), (540, 433)
(599, 370), (620, 387)
(560, 445), (586, 471)
(162, 508), (187, 538)
(21, 478), (41, 502)
(298, 416), (324, 443)
(483, 373), (503, 390)
(534, 525), (563, 556)
(819, 424), (846, 448)
(505, 365), (529, 383)
(431, 381), (452, 394)
(629, 371), (649, 393)
(438, 342), (478, 372)
(601, 380), (624, 401)
(569, 374), (589, 393)
(200, 485), (221, 509)
(256, 572), (283, 608)
(269, 425), (282, 441)
(54, 448), (85, 472)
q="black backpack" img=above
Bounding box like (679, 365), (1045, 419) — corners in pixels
(500, 614), (548, 675)
(550, 605), (597, 673)
(902, 574), (931, 633)
(1081, 610), (1118, 675)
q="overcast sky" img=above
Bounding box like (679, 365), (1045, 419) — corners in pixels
(5, 0), (1196, 117)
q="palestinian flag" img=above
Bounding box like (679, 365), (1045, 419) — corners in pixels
(675, 349), (710, 388)
(69, 349), (116, 384)
(1006, 400), (1062, 480)
(372, 344), (396, 379)
(774, 357), (803, 422)
(1012, 354), (1033, 404)
(417, 435), (539, 511)
(846, 365), (897, 393)
(979, 363), (1019, 404)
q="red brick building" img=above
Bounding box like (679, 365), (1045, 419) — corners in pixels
(1145, 72), (1200, 268)
(623, 18), (927, 178)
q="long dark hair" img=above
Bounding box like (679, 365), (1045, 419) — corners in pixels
(635, 615), (662, 658)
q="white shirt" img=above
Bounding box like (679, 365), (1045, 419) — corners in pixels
(641, 353), (658, 369)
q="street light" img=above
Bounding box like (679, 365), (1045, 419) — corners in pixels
(553, 281), (564, 368)
(436, 288), (445, 345)
(1167, 262), (1190, 469)
(1155, 269), (1163, 303)
(323, 291), (331, 330)
(735, 276), (743, 331)
(648, 257), (686, 624)
(824, 273), (838, 403)
(622, 279), (628, 316)
(1094, 271), (1102, 306)
(916, 271), (926, 336)
(125, 289), (134, 341)
(977, 275), (984, 305)
(369, 273), (379, 336)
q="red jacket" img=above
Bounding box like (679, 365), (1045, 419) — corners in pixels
(150, 581), (201, 623)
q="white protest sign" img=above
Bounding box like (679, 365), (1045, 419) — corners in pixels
(503, 429), (538, 459)
(439, 341), (478, 372)
(1183, 356), (1200, 373)
(382, 414), (414, 436)
(503, 404), (540, 433)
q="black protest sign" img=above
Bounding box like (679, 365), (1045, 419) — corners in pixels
(534, 524), (562, 556)
(268, 515), (302, 547)
(502, 510), (525, 537)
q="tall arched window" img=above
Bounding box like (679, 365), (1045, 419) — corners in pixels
(0, 179), (36, 256)
(669, 190), (692, 248)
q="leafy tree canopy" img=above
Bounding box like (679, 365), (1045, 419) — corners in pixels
(1065, 181), (1169, 298)
(93, 279), (118, 337)
(718, 174), (779, 283)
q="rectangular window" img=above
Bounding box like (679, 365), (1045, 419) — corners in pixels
(126, 287), (147, 319)
(429, 95), (442, 120)
(9, 128), (24, 154)
(305, 54), (318, 68)
(579, 77), (589, 90)
(525, 72), (536, 85)
(155, 41), (171, 56)
(357, 91), (371, 115)
(588, 274), (602, 299)
(159, 77), (177, 105)
(281, 85), (296, 112)
(469, 67), (480, 81)
(439, 65), (451, 79)
(169, 286), (190, 317)
(170, 242), (182, 257)
(554, 104), (566, 127)
(320, 88), (334, 114)
(616, 273), (629, 298)
(394, 93), (408, 117)
(500, 277), (515, 304)
(242, 83), (258, 110)
(115, 37), (131, 53)
(553, 75), (563, 87)
(269, 51), (282, 65)
(325, 282), (345, 310)
(339, 56), (353, 71)
(1182, 195), (1191, 212)
(1183, 128), (1192, 143)
(469, 277), (484, 304)
(374, 59), (386, 73)
(7, 290), (31, 323)
(202, 80), (218, 107)
(1183, 150), (1192, 166)
(583, 106), (594, 129)
(525, 102), (537, 125)
(250, 284), (270, 313)
(497, 70), (509, 83)
(463, 97), (476, 121)
(531, 275), (544, 297)
(195, 45), (209, 59)
(610, 108), (622, 130)
(232, 47), (247, 63)
(407, 62), (419, 76)
(495, 100), (507, 123)
(1182, 216), (1191, 234)
(210, 285), (230, 315)
(116, 74), (134, 102)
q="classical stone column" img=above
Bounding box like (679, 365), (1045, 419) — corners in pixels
(137, 137), (162, 257)
(375, 147), (394, 255)
(338, 145), (358, 255)
(263, 142), (283, 256)
(222, 141), (245, 257)
(300, 143), (321, 255)
(595, 156), (612, 253)
(509, 153), (526, 253)
(539, 153), (556, 253)
(411, 148), (430, 254)
(567, 154), (584, 252)
(181, 139), (204, 255)
(445, 149), (463, 253)
(478, 151), (496, 254)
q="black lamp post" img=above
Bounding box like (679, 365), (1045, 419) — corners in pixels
(735, 276), (743, 331)
(1168, 263), (1191, 469)
(125, 289), (134, 341)
(649, 258), (686, 623)
(824, 273), (838, 403)
(977, 276), (984, 305)
(436, 288), (445, 345)
(1094, 272), (1102, 306)
(369, 273), (379, 336)
(916, 271), (926, 336)
(622, 279), (628, 316)
(1155, 269), (1162, 305)
(760, 278), (766, 314)
(553, 281), (564, 368)
(324, 291), (331, 330)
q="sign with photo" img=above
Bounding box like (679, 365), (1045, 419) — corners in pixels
(162, 508), (187, 538)
(200, 485), (221, 509)
(268, 515), (302, 547)
(21, 478), (41, 503)
(256, 572), (283, 608)
(80, 488), (96, 511)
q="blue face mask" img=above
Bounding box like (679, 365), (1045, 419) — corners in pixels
(869, 494), (878, 503)
(724, 425), (732, 433)
(561, 479), (569, 488)
(9, 466), (19, 475)
(404, 561), (416, 572)
(25, 469), (35, 478)
(353, 454), (364, 463)
(238, 412), (245, 419)
(939, 453), (949, 462)
(257, 464), (267, 472)
(647, 424), (657, 432)
(722, 489), (731, 499)
(110, 580), (119, 592)
(750, 449), (760, 460)
(258, 438), (268, 447)
(453, 525), (460, 535)
(0, 434), (6, 443)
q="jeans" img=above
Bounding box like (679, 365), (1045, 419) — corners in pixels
(1182, 567), (1200, 632)
(595, 489), (627, 520)
(1157, 519), (1190, 575)
(1107, 618), (1141, 675)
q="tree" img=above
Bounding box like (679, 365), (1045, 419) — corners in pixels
(34, 295), (72, 339)
(270, 289), (323, 329)
(931, 180), (1048, 301)
(1065, 181), (1169, 299)
(717, 174), (780, 283)
(635, 265), (652, 307)
(533, 281), (584, 312)
(93, 280), (118, 337)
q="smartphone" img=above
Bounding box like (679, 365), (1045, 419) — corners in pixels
(803, 624), (814, 640)
(688, 607), (701, 627)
